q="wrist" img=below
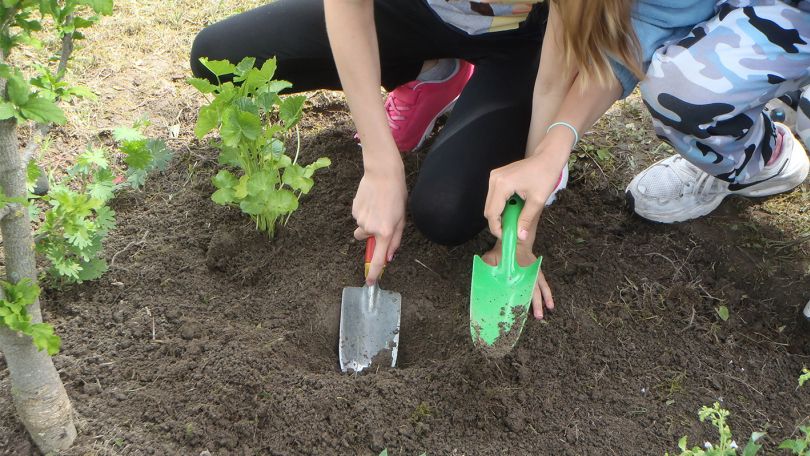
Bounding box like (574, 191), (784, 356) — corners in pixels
(545, 121), (578, 150)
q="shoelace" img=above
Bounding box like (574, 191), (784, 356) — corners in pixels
(671, 156), (725, 199)
(384, 95), (412, 131)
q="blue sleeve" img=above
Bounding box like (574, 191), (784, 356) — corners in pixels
(609, 16), (695, 99)
(610, 57), (640, 100)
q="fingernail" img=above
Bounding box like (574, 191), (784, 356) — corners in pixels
(387, 253), (394, 262)
(518, 229), (528, 241)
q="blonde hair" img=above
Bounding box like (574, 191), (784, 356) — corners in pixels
(550, 0), (644, 87)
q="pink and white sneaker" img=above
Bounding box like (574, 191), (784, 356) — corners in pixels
(545, 164), (568, 207)
(384, 60), (475, 153)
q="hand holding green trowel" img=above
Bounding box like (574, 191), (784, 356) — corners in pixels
(472, 195), (543, 356)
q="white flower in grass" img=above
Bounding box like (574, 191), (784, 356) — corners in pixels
(704, 442), (713, 449)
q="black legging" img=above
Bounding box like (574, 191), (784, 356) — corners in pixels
(191, 0), (547, 246)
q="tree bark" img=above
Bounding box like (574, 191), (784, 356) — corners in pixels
(0, 117), (76, 452)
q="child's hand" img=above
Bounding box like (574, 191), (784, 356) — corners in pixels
(481, 241), (555, 320)
(352, 157), (407, 285)
(484, 153), (563, 241)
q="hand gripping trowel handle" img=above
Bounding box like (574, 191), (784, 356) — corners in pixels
(363, 237), (387, 312)
(363, 237), (388, 280)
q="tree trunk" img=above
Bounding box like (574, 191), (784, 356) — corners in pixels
(0, 117), (76, 452)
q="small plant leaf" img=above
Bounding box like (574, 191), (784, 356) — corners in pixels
(29, 323), (61, 355)
(0, 101), (16, 119)
(6, 72), (31, 106)
(77, 258), (108, 282)
(19, 96), (66, 124)
(716, 305), (729, 322)
(279, 95), (306, 128)
(778, 439), (807, 453)
(212, 170), (238, 190)
(187, 77), (218, 94)
(742, 431), (765, 456)
(195, 104), (220, 138)
(282, 164), (314, 194)
(235, 57), (257, 78)
(113, 126), (146, 142)
(199, 58), (236, 78)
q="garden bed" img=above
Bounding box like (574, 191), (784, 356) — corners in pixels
(1, 1), (809, 454)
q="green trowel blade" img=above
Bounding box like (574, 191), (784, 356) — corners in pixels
(470, 196), (541, 355)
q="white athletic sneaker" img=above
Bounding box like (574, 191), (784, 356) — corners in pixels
(626, 123), (810, 223)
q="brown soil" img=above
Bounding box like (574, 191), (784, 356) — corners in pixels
(1, 1), (809, 452)
(1, 96), (809, 455)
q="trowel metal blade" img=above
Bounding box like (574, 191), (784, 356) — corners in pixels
(339, 285), (401, 373)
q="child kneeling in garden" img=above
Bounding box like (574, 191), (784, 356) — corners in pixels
(191, 0), (809, 320)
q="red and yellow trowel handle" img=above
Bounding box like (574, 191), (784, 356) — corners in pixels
(364, 237), (387, 280)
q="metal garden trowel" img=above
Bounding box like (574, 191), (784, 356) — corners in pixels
(339, 237), (401, 373)
(470, 195), (541, 356)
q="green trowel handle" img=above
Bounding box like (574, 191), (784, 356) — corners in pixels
(499, 195), (523, 275)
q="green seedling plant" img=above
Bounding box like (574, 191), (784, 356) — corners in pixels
(190, 56), (330, 236)
(779, 426), (810, 455)
(800, 368), (810, 388)
(32, 126), (171, 284)
(667, 403), (764, 456)
(33, 146), (117, 284)
(670, 402), (810, 456)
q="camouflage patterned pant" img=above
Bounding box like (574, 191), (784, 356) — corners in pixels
(640, 0), (810, 184)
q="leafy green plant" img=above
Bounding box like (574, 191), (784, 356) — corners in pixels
(779, 426), (810, 455)
(189, 56), (330, 236)
(33, 146), (117, 283)
(112, 122), (172, 189)
(667, 403), (764, 456)
(800, 368), (810, 388)
(0, 0), (113, 128)
(0, 279), (60, 355)
(32, 126), (171, 284)
(0, 0), (114, 451)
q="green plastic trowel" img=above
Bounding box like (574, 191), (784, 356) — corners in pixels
(470, 195), (541, 356)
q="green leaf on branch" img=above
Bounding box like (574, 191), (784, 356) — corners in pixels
(6, 72), (31, 106)
(0, 279), (60, 355)
(30, 323), (61, 356)
(19, 96), (66, 124)
(0, 102), (16, 120)
(77, 0), (114, 15)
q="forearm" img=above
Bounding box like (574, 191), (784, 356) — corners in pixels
(525, 3), (576, 155)
(324, 0), (400, 171)
(535, 73), (622, 168)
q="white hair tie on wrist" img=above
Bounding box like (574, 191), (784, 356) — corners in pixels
(547, 121), (579, 147)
